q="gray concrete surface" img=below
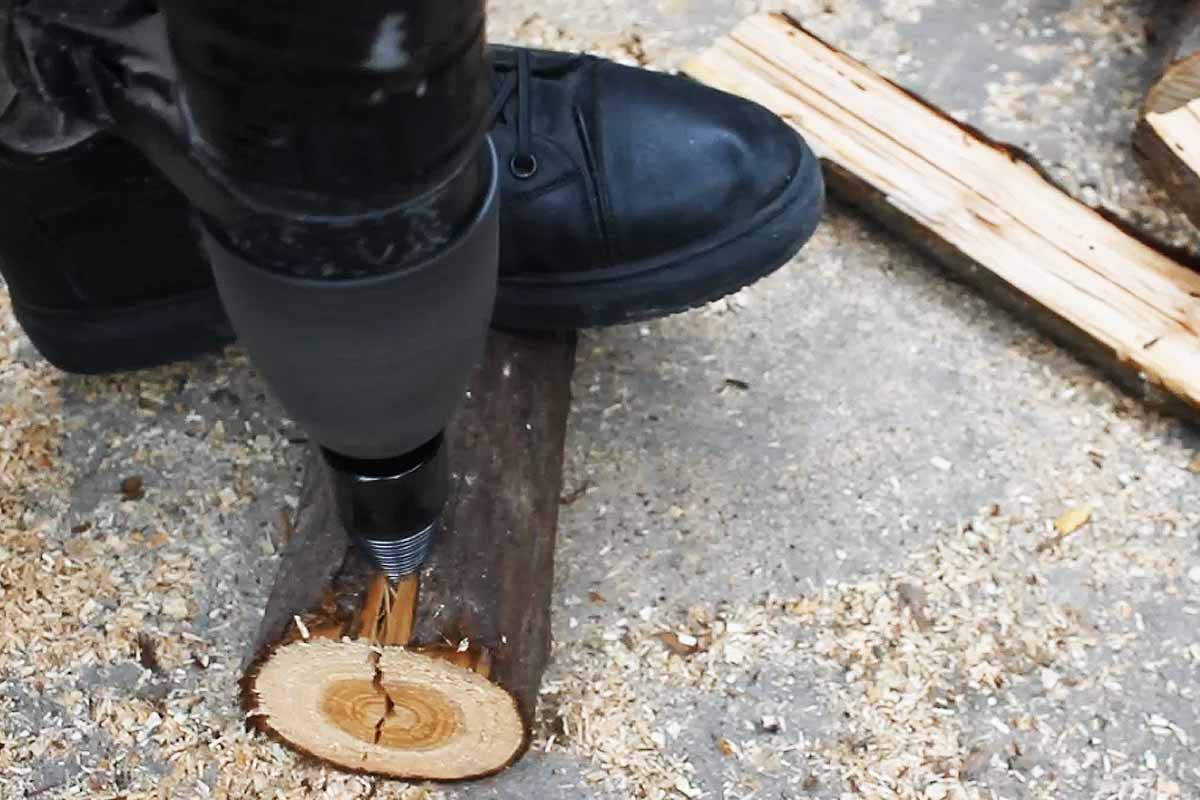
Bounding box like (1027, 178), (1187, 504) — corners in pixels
(3, 1), (1200, 798)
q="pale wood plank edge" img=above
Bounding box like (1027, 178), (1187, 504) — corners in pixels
(1137, 105), (1200, 233)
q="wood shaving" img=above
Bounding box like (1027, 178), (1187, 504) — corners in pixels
(0, 292), (448, 799)
(655, 632), (702, 657)
(1054, 506), (1092, 536)
(537, 502), (1199, 798)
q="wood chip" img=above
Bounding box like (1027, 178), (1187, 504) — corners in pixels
(656, 631), (701, 657)
(136, 632), (162, 673)
(784, 597), (820, 617)
(1055, 507), (1093, 536)
(120, 475), (146, 501)
(276, 507), (295, 546)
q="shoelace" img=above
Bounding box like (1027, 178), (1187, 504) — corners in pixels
(487, 49), (537, 179)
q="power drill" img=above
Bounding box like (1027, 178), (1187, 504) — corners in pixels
(7, 0), (495, 579)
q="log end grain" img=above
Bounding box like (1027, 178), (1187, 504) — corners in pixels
(246, 639), (524, 780)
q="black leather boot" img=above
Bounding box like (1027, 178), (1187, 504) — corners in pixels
(0, 7), (232, 373)
(0, 38), (823, 373)
(487, 46), (823, 329)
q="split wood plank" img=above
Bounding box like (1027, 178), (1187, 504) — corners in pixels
(687, 14), (1200, 414)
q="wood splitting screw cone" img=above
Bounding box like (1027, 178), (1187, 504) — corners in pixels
(358, 525), (437, 581)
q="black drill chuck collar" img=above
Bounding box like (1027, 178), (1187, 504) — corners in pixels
(323, 434), (449, 579)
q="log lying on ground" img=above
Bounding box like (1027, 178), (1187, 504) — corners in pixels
(1135, 0), (1200, 228)
(688, 14), (1200, 415)
(241, 330), (576, 780)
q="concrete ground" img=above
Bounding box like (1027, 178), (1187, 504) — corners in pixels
(3, 1), (1200, 798)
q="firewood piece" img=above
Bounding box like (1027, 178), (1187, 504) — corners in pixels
(1136, 1), (1200, 228)
(241, 330), (576, 780)
(687, 14), (1200, 415)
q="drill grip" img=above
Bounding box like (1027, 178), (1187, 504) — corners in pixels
(203, 141), (499, 460)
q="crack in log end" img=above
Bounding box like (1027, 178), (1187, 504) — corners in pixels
(369, 650), (395, 746)
(374, 692), (396, 745)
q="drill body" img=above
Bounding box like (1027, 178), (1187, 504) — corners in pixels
(7, 0), (495, 576)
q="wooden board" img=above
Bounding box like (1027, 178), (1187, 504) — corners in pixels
(687, 14), (1200, 415)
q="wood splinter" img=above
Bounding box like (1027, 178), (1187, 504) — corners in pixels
(241, 331), (576, 780)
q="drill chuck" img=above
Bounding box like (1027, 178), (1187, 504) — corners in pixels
(323, 434), (449, 580)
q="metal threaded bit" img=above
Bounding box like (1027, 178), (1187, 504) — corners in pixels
(357, 523), (436, 581)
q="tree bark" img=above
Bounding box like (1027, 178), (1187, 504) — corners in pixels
(240, 329), (576, 780)
(1135, 0), (1200, 228)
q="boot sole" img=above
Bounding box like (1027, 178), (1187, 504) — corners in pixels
(490, 139), (826, 330)
(12, 288), (235, 374)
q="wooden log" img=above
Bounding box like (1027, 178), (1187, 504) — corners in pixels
(686, 14), (1200, 417)
(241, 330), (576, 780)
(1135, 0), (1200, 228)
